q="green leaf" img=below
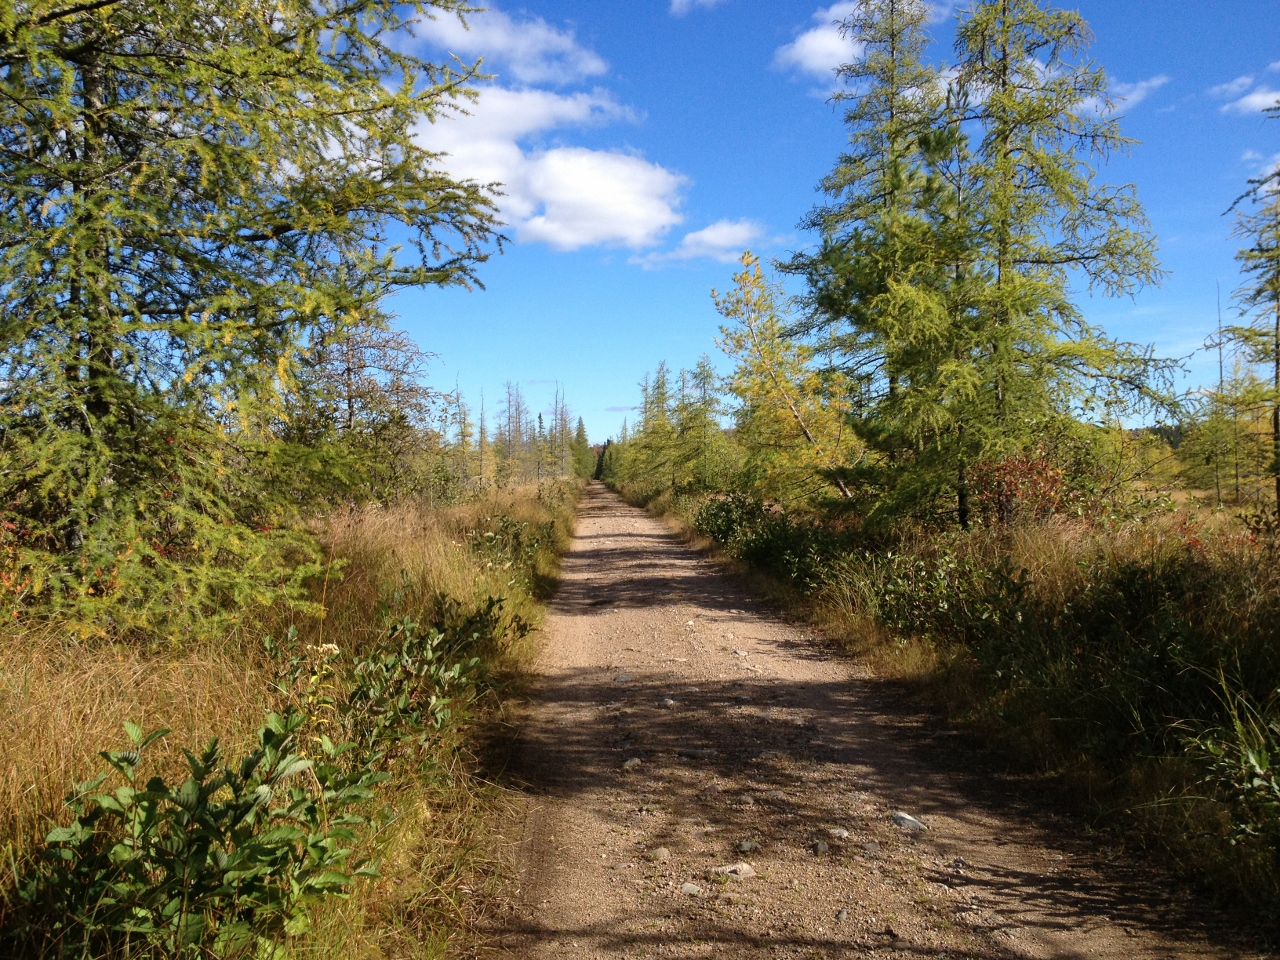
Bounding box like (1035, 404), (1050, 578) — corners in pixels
(284, 913), (312, 936)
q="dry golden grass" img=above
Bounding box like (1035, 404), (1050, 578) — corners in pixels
(0, 481), (579, 957)
(0, 628), (273, 901)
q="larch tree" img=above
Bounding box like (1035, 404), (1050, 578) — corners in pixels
(718, 254), (861, 505)
(786, 0), (941, 416)
(0, 0), (499, 632)
(952, 0), (1170, 522)
(783, 0), (986, 525)
(1229, 101), (1280, 509)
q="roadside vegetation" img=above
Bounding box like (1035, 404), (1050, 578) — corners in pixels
(0, 0), (594, 956)
(601, 0), (1280, 916)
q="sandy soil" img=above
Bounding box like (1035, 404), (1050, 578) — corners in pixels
(495, 483), (1264, 959)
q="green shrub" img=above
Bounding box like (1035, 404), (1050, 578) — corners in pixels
(11, 713), (382, 959)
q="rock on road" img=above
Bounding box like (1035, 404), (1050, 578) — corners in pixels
(497, 483), (1256, 959)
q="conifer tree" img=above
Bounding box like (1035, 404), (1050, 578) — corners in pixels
(0, 0), (498, 631)
(787, 0), (941, 407)
(952, 0), (1168, 521)
(571, 417), (595, 478)
(1229, 102), (1280, 508)
(718, 255), (860, 504)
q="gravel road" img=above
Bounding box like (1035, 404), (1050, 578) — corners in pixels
(497, 483), (1260, 959)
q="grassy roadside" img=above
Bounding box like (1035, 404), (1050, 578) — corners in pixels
(0, 481), (578, 959)
(612, 481), (1280, 924)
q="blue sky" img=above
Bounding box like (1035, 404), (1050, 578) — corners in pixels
(395, 1), (1280, 441)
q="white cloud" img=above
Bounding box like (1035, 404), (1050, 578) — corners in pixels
(1077, 74), (1168, 117)
(670, 0), (730, 15)
(1270, 61), (1280, 72)
(521, 149), (685, 249)
(774, 2), (859, 79)
(1209, 75), (1255, 97)
(417, 8), (605, 85)
(1224, 86), (1280, 114)
(417, 87), (684, 251)
(635, 219), (764, 267)
(1243, 149), (1263, 161)
(775, 1), (947, 82)
(1111, 74), (1170, 108)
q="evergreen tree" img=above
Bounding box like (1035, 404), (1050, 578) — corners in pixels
(1229, 102), (1280, 508)
(571, 417), (595, 478)
(0, 0), (498, 633)
(952, 0), (1168, 521)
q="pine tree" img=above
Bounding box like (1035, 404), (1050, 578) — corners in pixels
(0, 0), (498, 633)
(1229, 102), (1280, 508)
(952, 0), (1169, 522)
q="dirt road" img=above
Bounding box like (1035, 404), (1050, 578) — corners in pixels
(498, 484), (1257, 959)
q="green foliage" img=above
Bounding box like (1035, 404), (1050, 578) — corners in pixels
(694, 496), (841, 590)
(0, 0), (499, 638)
(8, 580), (524, 957)
(571, 418), (595, 479)
(342, 615), (479, 763)
(12, 713), (383, 959)
(604, 358), (743, 502)
(781, 0), (1172, 528)
(1188, 679), (1280, 847)
(465, 515), (559, 598)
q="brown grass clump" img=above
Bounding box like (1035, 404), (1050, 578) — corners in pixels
(0, 481), (579, 957)
(0, 628), (272, 902)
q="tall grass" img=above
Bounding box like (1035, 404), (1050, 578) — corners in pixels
(0, 482), (577, 957)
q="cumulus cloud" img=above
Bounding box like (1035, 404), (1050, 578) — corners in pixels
(417, 7), (605, 85)
(774, 2), (859, 80)
(1225, 86), (1280, 114)
(1270, 61), (1280, 73)
(635, 219), (764, 267)
(1210, 75), (1255, 97)
(670, 0), (730, 15)
(520, 149), (686, 249)
(417, 87), (684, 251)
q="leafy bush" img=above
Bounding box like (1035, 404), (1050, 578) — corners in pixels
(344, 614), (481, 762)
(11, 713), (382, 959)
(9, 598), (509, 957)
(464, 514), (559, 595)
(694, 495), (841, 591)
(1187, 680), (1280, 848)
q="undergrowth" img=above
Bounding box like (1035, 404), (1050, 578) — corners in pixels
(0, 481), (578, 958)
